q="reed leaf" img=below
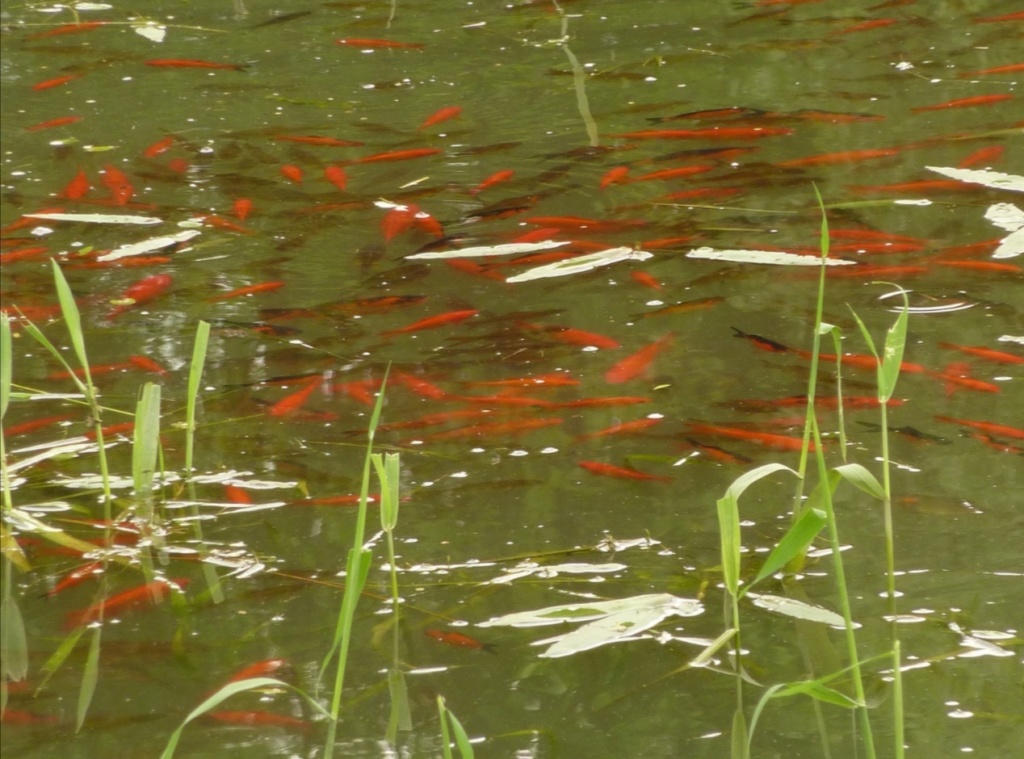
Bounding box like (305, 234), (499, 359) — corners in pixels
(76, 626), (101, 731)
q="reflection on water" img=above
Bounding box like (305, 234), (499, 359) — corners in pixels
(2, 0), (1021, 756)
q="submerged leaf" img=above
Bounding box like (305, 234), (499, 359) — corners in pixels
(747, 593), (854, 628)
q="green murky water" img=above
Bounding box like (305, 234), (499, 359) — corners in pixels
(2, 1), (1021, 756)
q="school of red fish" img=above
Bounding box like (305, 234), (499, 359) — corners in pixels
(1, 0), (1021, 731)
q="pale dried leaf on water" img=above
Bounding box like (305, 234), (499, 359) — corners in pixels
(747, 593), (854, 628)
(984, 203), (1024, 259)
(686, 248), (855, 266)
(506, 247), (653, 283)
(25, 213), (162, 226)
(406, 241), (570, 260)
(925, 166), (1024, 193)
(97, 230), (201, 262)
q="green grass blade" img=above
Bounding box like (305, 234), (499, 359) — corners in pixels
(716, 495), (741, 598)
(184, 321), (210, 476)
(0, 591), (28, 682)
(0, 314), (11, 420)
(76, 626), (101, 730)
(37, 625), (87, 690)
(731, 706), (749, 759)
(160, 677), (330, 759)
(133, 383), (161, 499)
(16, 318), (90, 397)
(834, 463), (885, 501)
(446, 706), (475, 759)
(438, 696), (454, 759)
(725, 463), (798, 503)
(375, 452), (401, 532)
(878, 288), (910, 402)
(746, 507), (826, 593)
(50, 260), (91, 377)
(385, 668), (413, 741)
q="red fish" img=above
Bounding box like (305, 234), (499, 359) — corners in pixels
(351, 148), (442, 164)
(394, 370), (448, 399)
(912, 94), (1014, 112)
(382, 309), (478, 337)
(145, 59), (247, 70)
(101, 164), (134, 205)
(127, 355), (168, 374)
(959, 63), (1024, 77)
(61, 169), (90, 200)
(662, 187), (743, 202)
(835, 18), (898, 34)
(630, 165), (713, 182)
(226, 658), (290, 682)
(524, 216), (647, 233)
(206, 710), (310, 730)
(938, 342), (1023, 365)
(223, 484), (253, 504)
(616, 127), (793, 140)
(957, 146), (1004, 168)
(0, 709), (59, 725)
(551, 396), (651, 408)
(463, 372), (578, 389)
(642, 296), (725, 318)
(209, 281), (286, 301)
(143, 136), (176, 158)
(63, 577), (188, 629)
(520, 323), (621, 349)
(683, 437), (752, 465)
(420, 105), (462, 129)
(810, 351), (925, 374)
(25, 115), (82, 132)
(934, 260), (1023, 273)
(605, 333), (673, 384)
(48, 560), (104, 597)
(280, 164), (303, 184)
(3, 413), (74, 437)
(934, 416), (1024, 440)
(32, 74), (79, 91)
(686, 422), (816, 452)
(430, 418), (562, 440)
(599, 166), (630, 189)
(108, 274), (173, 317)
(579, 460), (671, 482)
(929, 363), (1000, 396)
(425, 628), (493, 651)
(630, 271), (662, 290)
(28, 21), (107, 38)
(232, 197), (253, 220)
(84, 421), (136, 440)
(578, 417), (662, 440)
(324, 165), (348, 190)
(336, 38), (424, 49)
(273, 135), (363, 147)
(778, 148), (898, 167)
(268, 376), (321, 417)
(849, 180), (968, 195)
(471, 169), (515, 194)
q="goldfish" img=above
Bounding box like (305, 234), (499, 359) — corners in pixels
(630, 165), (713, 182)
(48, 560), (104, 597)
(206, 710), (310, 730)
(28, 21), (106, 38)
(336, 38), (424, 49)
(324, 165), (348, 190)
(579, 460), (671, 482)
(225, 658), (291, 682)
(578, 418), (662, 440)
(273, 135), (363, 147)
(911, 94), (1014, 112)
(605, 333), (673, 384)
(630, 271), (662, 290)
(232, 197), (253, 220)
(268, 376), (321, 417)
(958, 63), (1024, 77)
(101, 164), (134, 205)
(777, 148), (899, 167)
(3, 413), (74, 437)
(935, 416), (1024, 440)
(32, 74), (80, 91)
(381, 309), (478, 337)
(209, 281), (286, 301)
(143, 136), (176, 158)
(63, 577), (188, 629)
(145, 59), (247, 70)
(351, 148), (442, 164)
(957, 146), (1004, 168)
(425, 628), (494, 652)
(108, 274), (173, 318)
(683, 437), (752, 465)
(938, 342), (1023, 365)
(430, 418), (562, 440)
(25, 115), (82, 132)
(933, 260), (1022, 273)
(599, 166), (630, 189)
(223, 484), (253, 504)
(686, 422), (816, 452)
(616, 127), (793, 140)
(471, 169), (515, 194)
(280, 164), (303, 184)
(642, 296), (723, 317)
(420, 105), (462, 129)
(520, 322), (621, 349)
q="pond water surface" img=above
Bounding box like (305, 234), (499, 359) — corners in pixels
(2, 1), (1022, 757)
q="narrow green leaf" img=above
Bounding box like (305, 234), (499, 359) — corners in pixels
(0, 592), (28, 681)
(690, 627), (737, 668)
(746, 507), (826, 593)
(849, 309), (880, 362)
(878, 288), (910, 402)
(50, 260), (90, 375)
(76, 626), (101, 730)
(0, 526), (31, 572)
(717, 495), (741, 598)
(447, 706), (475, 759)
(37, 625), (86, 689)
(184, 321), (210, 476)
(0, 314), (12, 420)
(17, 318), (90, 397)
(724, 463), (798, 503)
(834, 463), (886, 501)
(133, 383), (161, 499)
(385, 668), (413, 742)
(437, 696), (454, 759)
(731, 706), (749, 759)
(376, 452), (401, 532)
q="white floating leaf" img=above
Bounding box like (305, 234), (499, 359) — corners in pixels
(406, 240), (570, 260)
(479, 593), (702, 628)
(483, 561), (627, 585)
(686, 247), (855, 266)
(926, 166), (1024, 193)
(133, 22), (167, 43)
(97, 230), (200, 261)
(985, 203), (1024, 259)
(24, 213), (162, 226)
(748, 593), (855, 628)
(535, 605), (671, 658)
(506, 247), (653, 283)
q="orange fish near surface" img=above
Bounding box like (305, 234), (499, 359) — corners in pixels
(382, 309), (478, 338)
(616, 127), (793, 140)
(471, 169), (515, 195)
(911, 94), (1014, 112)
(938, 342), (1024, 365)
(686, 422), (816, 452)
(108, 274), (173, 318)
(101, 164), (134, 205)
(63, 577), (188, 630)
(425, 628), (494, 652)
(268, 375), (321, 417)
(32, 74), (80, 91)
(25, 115), (82, 132)
(934, 415), (1024, 440)
(145, 58), (247, 70)
(351, 148), (442, 164)
(324, 165), (348, 191)
(605, 333), (673, 384)
(579, 460), (671, 482)
(336, 37), (425, 49)
(420, 105), (462, 129)
(778, 148), (899, 167)
(61, 169), (90, 200)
